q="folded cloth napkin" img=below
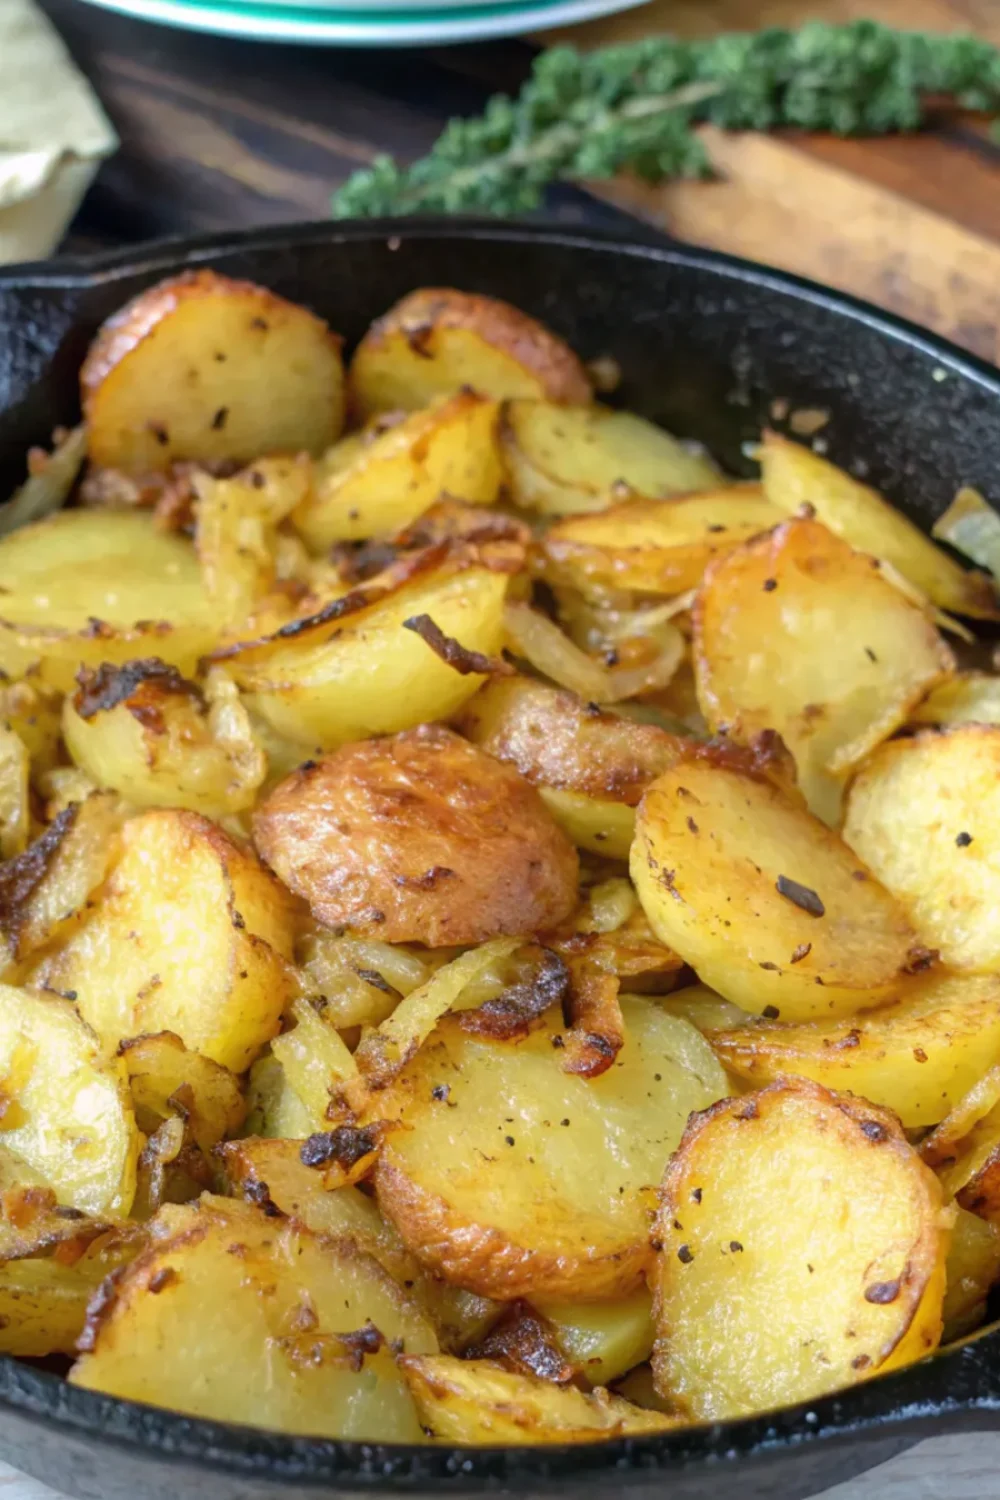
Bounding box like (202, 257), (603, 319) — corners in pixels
(0, 0), (117, 264)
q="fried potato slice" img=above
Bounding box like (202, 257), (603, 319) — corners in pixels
(0, 679), (62, 778)
(656, 983), (753, 1034)
(63, 660), (266, 818)
(921, 1065), (1000, 1171)
(216, 545), (515, 748)
(0, 510), (215, 692)
(348, 288), (591, 418)
(0, 985), (138, 1215)
(399, 1356), (679, 1443)
(70, 1195), (436, 1440)
(632, 749), (926, 1021)
(843, 726), (1000, 973)
(0, 1228), (143, 1358)
(651, 1080), (949, 1419)
(541, 487), (782, 589)
(942, 1207), (1000, 1341)
(709, 971), (1000, 1128)
(296, 393), (503, 549)
(0, 723), (29, 860)
(374, 997), (727, 1301)
(32, 809), (297, 1071)
(759, 431), (998, 619)
(912, 673), (1000, 728)
(83, 270), (345, 473)
(253, 726), (578, 945)
(194, 456), (312, 624)
(694, 518), (954, 822)
(503, 403), (719, 517)
(536, 789), (637, 860)
(921, 1068), (1000, 1221)
(120, 1031), (245, 1153)
(534, 1288), (654, 1388)
(220, 1137), (500, 1352)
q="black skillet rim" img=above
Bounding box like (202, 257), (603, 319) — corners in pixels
(3, 216), (1000, 1487)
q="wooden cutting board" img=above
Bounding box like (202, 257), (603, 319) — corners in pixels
(538, 0), (1000, 363)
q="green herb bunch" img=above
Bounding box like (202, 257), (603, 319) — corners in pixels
(331, 21), (1000, 219)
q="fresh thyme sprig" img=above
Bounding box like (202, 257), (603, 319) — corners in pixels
(331, 22), (1000, 219)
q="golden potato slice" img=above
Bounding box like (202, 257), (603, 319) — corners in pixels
(710, 971), (1000, 1128)
(70, 1195), (436, 1440)
(0, 985), (138, 1215)
(534, 1289), (654, 1388)
(0, 792), (126, 975)
(348, 288), (591, 418)
(399, 1356), (679, 1443)
(120, 1031), (245, 1153)
(216, 545), (514, 749)
(0, 1229), (142, 1358)
(912, 673), (1000, 728)
(374, 997), (727, 1300)
(632, 750), (926, 1021)
(651, 1080), (949, 1419)
(63, 660), (266, 818)
(0, 724), (29, 860)
(0, 510), (215, 692)
(694, 518), (953, 822)
(657, 983), (753, 1034)
(921, 1065), (1000, 1172)
(503, 403), (719, 517)
(220, 1137), (500, 1352)
(83, 270), (345, 473)
(541, 487), (782, 589)
(296, 393), (503, 549)
(760, 431), (998, 619)
(942, 1207), (1000, 1341)
(921, 1069), (1000, 1220)
(194, 456), (312, 624)
(32, 809), (297, 1071)
(253, 726), (578, 946)
(843, 726), (1000, 973)
(0, 679), (62, 778)
(537, 789), (637, 859)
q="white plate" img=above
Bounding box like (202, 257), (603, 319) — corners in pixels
(73, 0), (649, 42)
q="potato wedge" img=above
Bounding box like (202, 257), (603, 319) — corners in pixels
(217, 545), (515, 749)
(503, 403), (719, 517)
(534, 1288), (654, 1388)
(694, 518), (954, 822)
(83, 270), (345, 473)
(843, 726), (1000, 973)
(912, 673), (1000, 728)
(32, 809), (297, 1071)
(651, 1080), (949, 1419)
(120, 1031), (245, 1153)
(254, 726), (577, 946)
(710, 971), (1000, 1128)
(194, 456), (312, 624)
(399, 1356), (679, 1443)
(70, 1195), (436, 1440)
(632, 749), (926, 1021)
(296, 393), (503, 549)
(760, 431), (998, 619)
(220, 1137), (500, 1352)
(63, 660), (266, 818)
(942, 1207), (1000, 1341)
(348, 288), (591, 418)
(541, 487), (782, 589)
(0, 985), (138, 1215)
(374, 997), (727, 1300)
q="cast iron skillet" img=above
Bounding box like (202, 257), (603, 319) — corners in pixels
(2, 219), (1000, 1500)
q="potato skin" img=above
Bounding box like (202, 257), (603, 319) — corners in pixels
(253, 725), (578, 945)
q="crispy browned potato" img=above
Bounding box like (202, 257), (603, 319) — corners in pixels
(651, 1080), (949, 1419)
(709, 971), (1000, 1128)
(503, 404), (721, 517)
(541, 487), (782, 588)
(534, 1289), (655, 1388)
(631, 747), (927, 1021)
(911, 673), (1000, 728)
(843, 726), (1000, 973)
(70, 1195), (437, 1440)
(83, 270), (345, 473)
(374, 997), (728, 1301)
(759, 431), (998, 619)
(253, 725), (579, 946)
(399, 1356), (680, 1443)
(0, 984), (139, 1215)
(694, 517), (954, 822)
(32, 809), (297, 1071)
(296, 393), (504, 548)
(348, 289), (591, 418)
(63, 660), (266, 818)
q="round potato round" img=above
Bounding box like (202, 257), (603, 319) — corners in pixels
(374, 997), (728, 1300)
(253, 725), (579, 945)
